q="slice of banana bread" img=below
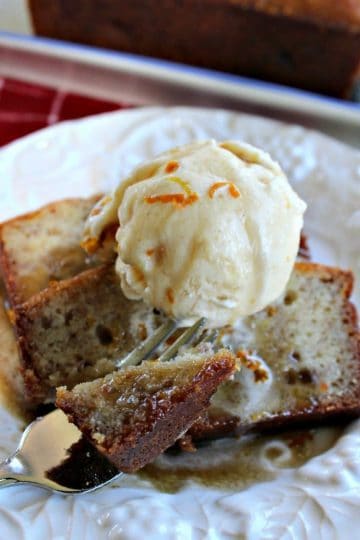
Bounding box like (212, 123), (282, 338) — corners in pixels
(0, 196), (101, 306)
(56, 350), (236, 472)
(14, 265), (150, 405)
(188, 262), (360, 441)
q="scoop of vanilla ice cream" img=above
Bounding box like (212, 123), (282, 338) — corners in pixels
(84, 140), (306, 327)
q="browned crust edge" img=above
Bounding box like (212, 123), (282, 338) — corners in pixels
(0, 195), (101, 232)
(0, 236), (23, 308)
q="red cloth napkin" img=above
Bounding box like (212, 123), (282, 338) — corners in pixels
(0, 78), (130, 147)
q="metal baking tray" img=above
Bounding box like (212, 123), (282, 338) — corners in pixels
(0, 32), (359, 148)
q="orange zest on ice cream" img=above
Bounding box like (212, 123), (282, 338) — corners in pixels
(165, 160), (179, 173)
(208, 182), (241, 199)
(145, 193), (199, 208)
(144, 177), (198, 208)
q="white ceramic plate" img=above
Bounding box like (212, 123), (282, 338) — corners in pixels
(0, 107), (359, 539)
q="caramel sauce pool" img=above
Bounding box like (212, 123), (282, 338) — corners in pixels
(139, 426), (342, 493)
(0, 296), (32, 423)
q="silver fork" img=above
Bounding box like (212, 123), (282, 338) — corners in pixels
(0, 317), (213, 494)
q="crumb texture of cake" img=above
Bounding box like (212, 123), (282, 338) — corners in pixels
(14, 266), (144, 405)
(0, 196), (100, 306)
(188, 262), (360, 441)
(56, 351), (236, 472)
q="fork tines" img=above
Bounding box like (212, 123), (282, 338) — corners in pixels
(118, 317), (212, 368)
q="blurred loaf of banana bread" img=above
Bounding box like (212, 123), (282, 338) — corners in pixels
(28, 0), (360, 97)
